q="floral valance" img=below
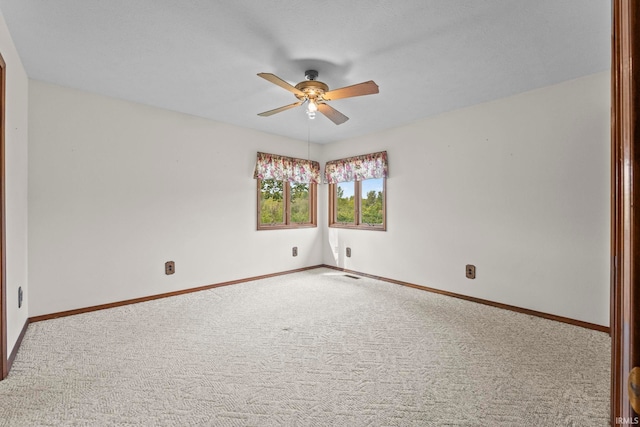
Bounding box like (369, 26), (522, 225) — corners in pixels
(324, 151), (388, 184)
(253, 152), (321, 184)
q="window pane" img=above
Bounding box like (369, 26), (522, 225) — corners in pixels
(259, 179), (284, 225)
(290, 183), (310, 223)
(336, 182), (355, 223)
(360, 178), (384, 225)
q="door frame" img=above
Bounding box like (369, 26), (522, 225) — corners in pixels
(611, 0), (639, 422)
(0, 51), (6, 380)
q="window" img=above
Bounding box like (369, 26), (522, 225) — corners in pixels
(326, 151), (388, 231)
(330, 178), (386, 230)
(257, 179), (317, 229)
(253, 152), (319, 230)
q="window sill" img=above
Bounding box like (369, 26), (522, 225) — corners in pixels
(257, 224), (318, 231)
(329, 223), (386, 231)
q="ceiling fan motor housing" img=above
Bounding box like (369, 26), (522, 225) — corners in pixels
(295, 72), (329, 101)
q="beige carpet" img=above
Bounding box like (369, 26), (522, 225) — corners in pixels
(0, 268), (610, 426)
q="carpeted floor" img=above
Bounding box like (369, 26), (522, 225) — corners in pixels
(0, 268), (610, 426)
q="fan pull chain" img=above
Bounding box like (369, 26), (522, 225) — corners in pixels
(307, 119), (311, 160)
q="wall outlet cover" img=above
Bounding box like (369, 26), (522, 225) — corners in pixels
(466, 264), (476, 279)
(165, 261), (175, 275)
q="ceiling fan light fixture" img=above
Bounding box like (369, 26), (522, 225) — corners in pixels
(257, 71), (379, 125)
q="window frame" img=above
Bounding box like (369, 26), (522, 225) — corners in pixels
(257, 179), (317, 230)
(328, 178), (386, 231)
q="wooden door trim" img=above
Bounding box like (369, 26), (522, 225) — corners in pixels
(0, 51), (6, 380)
(611, 0), (639, 422)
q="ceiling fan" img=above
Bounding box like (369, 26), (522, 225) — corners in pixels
(257, 70), (379, 125)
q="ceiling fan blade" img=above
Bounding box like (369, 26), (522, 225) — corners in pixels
(323, 80), (379, 101)
(257, 73), (306, 97)
(257, 101), (303, 117)
(317, 103), (349, 125)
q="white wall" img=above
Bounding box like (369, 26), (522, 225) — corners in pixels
(321, 72), (610, 327)
(0, 10), (29, 355)
(28, 80), (323, 316)
(29, 72), (610, 326)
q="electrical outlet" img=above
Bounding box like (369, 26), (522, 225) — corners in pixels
(165, 261), (175, 275)
(466, 264), (476, 279)
(346, 247), (352, 258)
(292, 246), (298, 257)
(18, 286), (23, 308)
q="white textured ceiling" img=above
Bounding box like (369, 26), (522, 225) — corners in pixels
(0, 0), (611, 144)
